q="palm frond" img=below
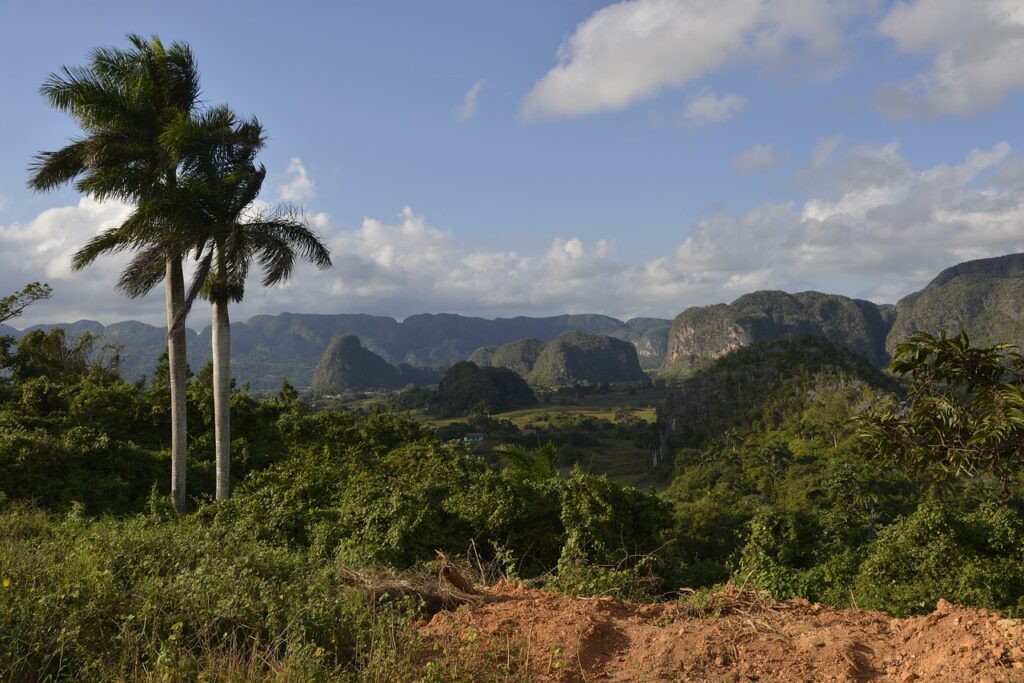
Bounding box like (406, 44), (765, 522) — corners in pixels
(116, 243), (168, 298)
(27, 139), (90, 192)
(71, 225), (138, 271)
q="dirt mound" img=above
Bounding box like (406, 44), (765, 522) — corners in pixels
(420, 583), (1024, 682)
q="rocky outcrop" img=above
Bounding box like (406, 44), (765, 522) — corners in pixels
(662, 291), (893, 376)
(886, 253), (1024, 354)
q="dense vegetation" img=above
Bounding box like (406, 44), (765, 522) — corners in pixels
(7, 24), (1024, 682)
(661, 334), (1024, 613)
(433, 361), (537, 417)
(887, 253), (1024, 355)
(0, 325), (668, 680)
(5, 301), (1024, 680)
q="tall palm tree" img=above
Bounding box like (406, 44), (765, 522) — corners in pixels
(29, 35), (202, 512)
(175, 108), (332, 500)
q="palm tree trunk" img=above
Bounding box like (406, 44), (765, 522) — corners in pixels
(212, 296), (231, 500)
(166, 257), (188, 513)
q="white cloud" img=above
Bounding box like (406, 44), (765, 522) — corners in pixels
(258, 141), (1024, 318)
(7, 142), (1024, 327)
(455, 79), (487, 121)
(684, 90), (747, 124)
(877, 0), (1024, 116)
(278, 157), (316, 202)
(733, 143), (785, 174)
(521, 0), (857, 119)
(0, 197), (154, 324)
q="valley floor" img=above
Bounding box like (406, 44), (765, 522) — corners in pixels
(421, 583), (1024, 682)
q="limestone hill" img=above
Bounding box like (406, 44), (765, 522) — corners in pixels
(887, 253), (1024, 354)
(434, 361), (536, 416)
(662, 290), (893, 376)
(309, 336), (441, 393)
(471, 332), (649, 388)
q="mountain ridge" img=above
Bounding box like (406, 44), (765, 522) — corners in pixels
(8, 252), (1024, 389)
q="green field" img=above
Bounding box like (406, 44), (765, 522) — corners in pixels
(330, 388), (669, 488)
(413, 387), (666, 428)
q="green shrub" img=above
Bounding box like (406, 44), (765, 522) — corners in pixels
(853, 496), (1024, 616)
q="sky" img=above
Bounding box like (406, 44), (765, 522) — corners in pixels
(2, 0), (1024, 328)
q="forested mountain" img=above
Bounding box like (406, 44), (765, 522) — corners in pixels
(661, 253), (1024, 377)
(468, 338), (545, 376)
(8, 253), (1024, 391)
(434, 361), (537, 416)
(308, 336), (443, 393)
(660, 334), (899, 448)
(662, 290), (894, 377)
(887, 253), (1024, 354)
(1, 313), (670, 391)
(470, 332), (649, 387)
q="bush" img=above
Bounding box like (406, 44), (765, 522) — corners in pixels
(0, 502), (389, 681)
(853, 496), (1024, 616)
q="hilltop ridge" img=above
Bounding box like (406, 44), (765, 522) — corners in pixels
(9, 252), (1024, 390)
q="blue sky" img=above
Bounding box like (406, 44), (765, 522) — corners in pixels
(3, 0), (1024, 326)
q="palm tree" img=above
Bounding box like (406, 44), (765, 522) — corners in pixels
(176, 108), (332, 500)
(29, 35), (202, 512)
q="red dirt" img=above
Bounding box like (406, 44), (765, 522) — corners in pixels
(420, 583), (1024, 682)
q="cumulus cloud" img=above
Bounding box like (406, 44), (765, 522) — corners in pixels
(0, 197), (151, 324)
(521, 0), (856, 119)
(733, 143), (785, 174)
(243, 141), (1024, 319)
(877, 0), (1024, 116)
(684, 90), (747, 124)
(278, 157), (316, 202)
(455, 79), (487, 121)
(7, 142), (1024, 326)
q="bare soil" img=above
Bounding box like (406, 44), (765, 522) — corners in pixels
(420, 583), (1024, 682)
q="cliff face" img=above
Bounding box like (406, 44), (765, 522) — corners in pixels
(609, 319), (671, 370)
(663, 291), (893, 376)
(886, 253), (1024, 354)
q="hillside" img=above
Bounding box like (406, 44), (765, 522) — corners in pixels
(660, 333), (898, 448)
(2, 312), (670, 391)
(662, 290), (893, 376)
(471, 332), (649, 388)
(309, 335), (442, 393)
(11, 252), (1024, 390)
(434, 361), (536, 416)
(528, 332), (649, 387)
(887, 253), (1024, 354)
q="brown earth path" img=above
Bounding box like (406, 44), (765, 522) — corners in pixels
(420, 583), (1024, 682)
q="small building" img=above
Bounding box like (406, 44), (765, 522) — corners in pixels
(463, 432), (484, 443)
